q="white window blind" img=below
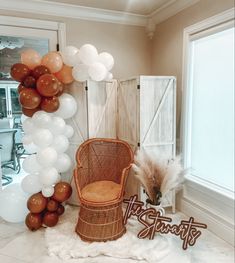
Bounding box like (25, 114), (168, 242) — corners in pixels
(189, 27), (234, 192)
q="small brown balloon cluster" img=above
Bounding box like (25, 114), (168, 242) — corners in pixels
(10, 50), (74, 117)
(25, 182), (72, 231)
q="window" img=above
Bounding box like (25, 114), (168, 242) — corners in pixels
(182, 14), (234, 196)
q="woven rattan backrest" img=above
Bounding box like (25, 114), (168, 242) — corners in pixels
(76, 138), (133, 187)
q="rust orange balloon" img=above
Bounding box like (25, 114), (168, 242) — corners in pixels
(41, 52), (63, 73)
(36, 74), (59, 97)
(55, 81), (64, 97)
(22, 106), (40, 117)
(47, 199), (59, 212)
(19, 88), (41, 109)
(23, 75), (36, 88)
(25, 213), (42, 231)
(40, 96), (59, 113)
(10, 63), (30, 82)
(32, 65), (51, 79)
(54, 65), (74, 84)
(52, 182), (72, 203)
(43, 212), (59, 227)
(27, 193), (47, 214)
(18, 83), (25, 93)
(56, 204), (65, 216)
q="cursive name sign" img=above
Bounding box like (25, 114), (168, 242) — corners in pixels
(123, 195), (207, 250)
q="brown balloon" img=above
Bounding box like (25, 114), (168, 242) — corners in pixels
(43, 212), (59, 227)
(23, 75), (36, 88)
(55, 81), (64, 97)
(52, 182), (72, 203)
(56, 204), (65, 216)
(18, 83), (25, 93)
(32, 65), (51, 79)
(47, 199), (59, 212)
(19, 88), (41, 109)
(36, 74), (59, 97)
(40, 96), (59, 113)
(22, 106), (40, 117)
(25, 213), (42, 231)
(27, 192), (47, 213)
(10, 63), (30, 82)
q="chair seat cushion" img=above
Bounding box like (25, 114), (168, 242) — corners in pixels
(81, 180), (121, 203)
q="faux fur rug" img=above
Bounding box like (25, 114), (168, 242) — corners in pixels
(45, 206), (189, 263)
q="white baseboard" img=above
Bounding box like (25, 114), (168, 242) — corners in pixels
(177, 195), (234, 246)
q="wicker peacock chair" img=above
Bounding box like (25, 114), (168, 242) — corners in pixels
(74, 138), (133, 242)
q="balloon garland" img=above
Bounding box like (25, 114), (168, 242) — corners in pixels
(0, 44), (115, 230)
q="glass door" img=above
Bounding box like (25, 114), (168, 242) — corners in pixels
(0, 24), (58, 184)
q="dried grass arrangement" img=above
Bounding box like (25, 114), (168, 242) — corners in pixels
(132, 149), (185, 205)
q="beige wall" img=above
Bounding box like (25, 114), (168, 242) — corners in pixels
(0, 10), (151, 79)
(151, 0), (234, 139)
(1, 0), (234, 137)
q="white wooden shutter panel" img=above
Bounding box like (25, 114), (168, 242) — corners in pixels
(87, 80), (117, 138)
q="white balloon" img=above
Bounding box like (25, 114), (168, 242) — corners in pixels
(54, 94), (77, 119)
(23, 143), (39, 154)
(55, 173), (61, 184)
(42, 186), (54, 197)
(22, 154), (42, 173)
(0, 184), (29, 223)
(105, 72), (113, 81)
(36, 147), (58, 167)
(60, 46), (80, 67)
(32, 128), (53, 148)
(49, 116), (66, 135)
(21, 114), (28, 123)
(21, 174), (42, 194)
(32, 111), (52, 128)
(39, 167), (59, 186)
(98, 52), (114, 71)
(88, 62), (108, 81)
(79, 44), (98, 66)
(64, 125), (74, 138)
(54, 153), (72, 173)
(22, 118), (35, 134)
(22, 134), (32, 145)
(51, 135), (69, 153)
(72, 64), (89, 82)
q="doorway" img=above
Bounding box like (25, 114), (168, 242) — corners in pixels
(0, 16), (64, 187)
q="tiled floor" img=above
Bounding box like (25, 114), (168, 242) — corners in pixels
(0, 206), (234, 263)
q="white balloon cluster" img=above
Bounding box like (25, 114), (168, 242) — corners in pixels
(21, 93), (77, 198)
(61, 44), (114, 82)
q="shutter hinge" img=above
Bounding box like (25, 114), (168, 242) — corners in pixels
(85, 86), (88, 91)
(56, 43), (59, 51)
(137, 84), (140, 90)
(137, 142), (140, 147)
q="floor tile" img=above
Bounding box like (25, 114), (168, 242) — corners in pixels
(0, 206), (233, 263)
(0, 254), (27, 263)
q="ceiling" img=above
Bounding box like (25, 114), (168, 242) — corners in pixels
(41, 0), (172, 16)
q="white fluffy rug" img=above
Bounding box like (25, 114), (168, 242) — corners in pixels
(45, 206), (190, 263)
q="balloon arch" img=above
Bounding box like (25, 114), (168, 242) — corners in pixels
(0, 44), (114, 230)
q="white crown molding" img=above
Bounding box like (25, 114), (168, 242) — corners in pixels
(0, 0), (200, 38)
(150, 0), (200, 25)
(0, 15), (59, 30)
(0, 0), (147, 26)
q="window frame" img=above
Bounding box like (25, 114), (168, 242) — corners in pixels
(181, 8), (235, 198)
(180, 8), (235, 246)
